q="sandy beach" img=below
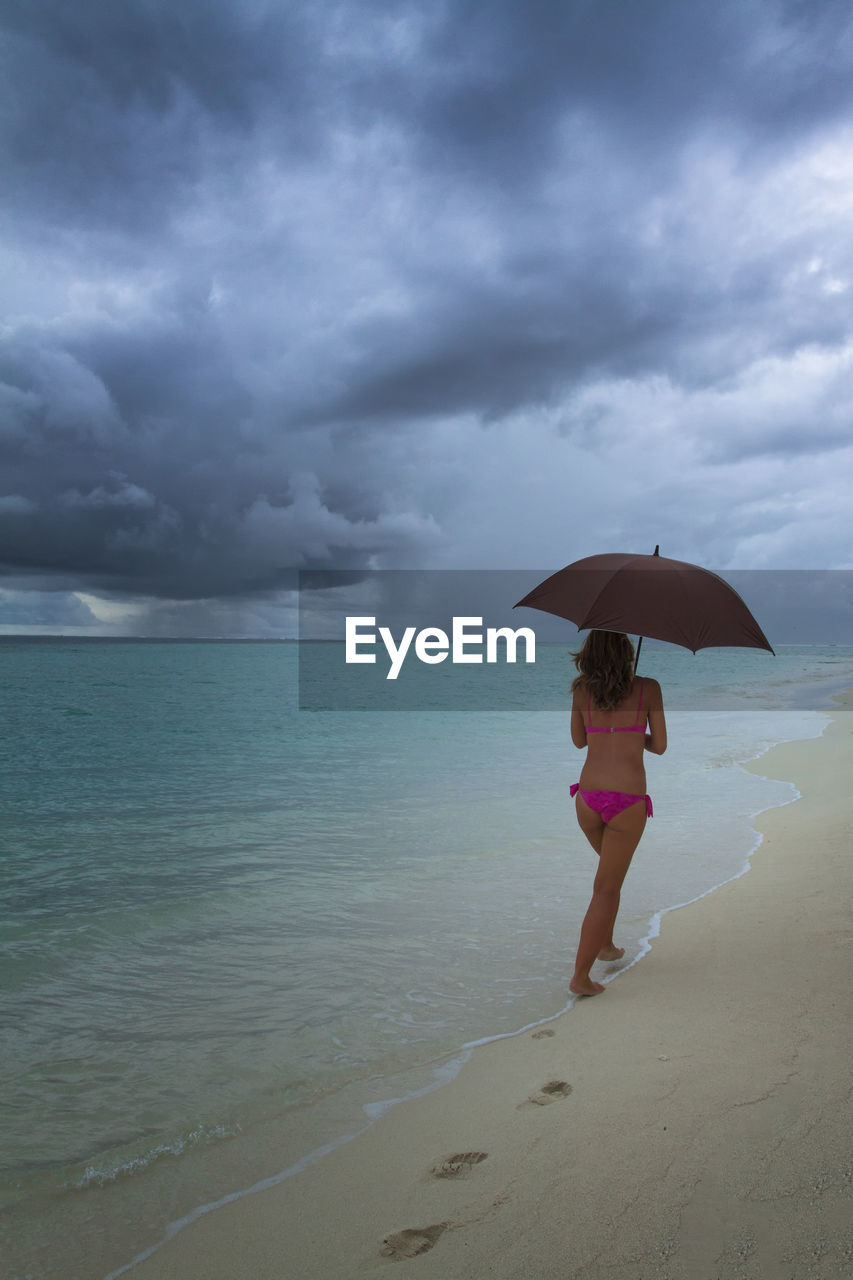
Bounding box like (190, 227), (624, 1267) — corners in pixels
(124, 706), (853, 1280)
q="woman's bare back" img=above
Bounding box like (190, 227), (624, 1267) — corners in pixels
(571, 677), (666, 794)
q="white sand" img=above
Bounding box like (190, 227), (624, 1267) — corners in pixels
(126, 708), (853, 1279)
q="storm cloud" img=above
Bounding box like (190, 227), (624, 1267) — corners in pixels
(2, 0), (853, 633)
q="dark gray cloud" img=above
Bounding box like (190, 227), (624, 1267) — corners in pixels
(2, 0), (853, 633)
(0, 0), (312, 230)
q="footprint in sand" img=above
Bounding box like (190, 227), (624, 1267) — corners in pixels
(380, 1223), (449, 1260)
(431, 1151), (488, 1179)
(522, 1080), (573, 1107)
(531, 1028), (556, 1039)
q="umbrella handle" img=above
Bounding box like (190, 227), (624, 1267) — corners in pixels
(633, 546), (658, 674)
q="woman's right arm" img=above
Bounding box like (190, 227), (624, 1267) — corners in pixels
(644, 679), (667, 755)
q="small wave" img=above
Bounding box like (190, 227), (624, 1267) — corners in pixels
(71, 1123), (241, 1190)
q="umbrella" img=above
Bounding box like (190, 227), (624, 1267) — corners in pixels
(514, 547), (774, 667)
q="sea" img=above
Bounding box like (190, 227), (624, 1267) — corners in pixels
(2, 637), (853, 1280)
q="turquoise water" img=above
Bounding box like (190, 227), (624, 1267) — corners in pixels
(2, 638), (852, 1279)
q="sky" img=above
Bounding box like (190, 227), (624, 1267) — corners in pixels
(1, 0), (853, 637)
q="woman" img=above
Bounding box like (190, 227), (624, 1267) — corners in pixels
(568, 630), (667, 997)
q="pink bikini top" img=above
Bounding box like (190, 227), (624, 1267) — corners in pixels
(587, 679), (646, 734)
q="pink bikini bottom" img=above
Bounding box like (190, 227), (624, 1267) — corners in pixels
(570, 783), (653, 824)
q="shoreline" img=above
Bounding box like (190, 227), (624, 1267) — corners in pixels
(2, 699), (837, 1280)
(91, 715), (816, 1279)
(113, 699), (852, 1279)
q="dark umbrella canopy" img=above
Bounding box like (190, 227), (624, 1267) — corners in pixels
(514, 552), (774, 654)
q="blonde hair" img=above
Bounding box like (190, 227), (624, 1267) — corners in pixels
(570, 630), (636, 711)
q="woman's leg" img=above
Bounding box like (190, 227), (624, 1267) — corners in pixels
(570, 800), (647, 996)
(571, 793), (617, 957)
(573, 794), (625, 959)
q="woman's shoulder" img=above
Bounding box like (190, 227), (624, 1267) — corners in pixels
(639, 676), (663, 702)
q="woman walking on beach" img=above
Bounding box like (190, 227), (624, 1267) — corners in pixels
(569, 631), (667, 997)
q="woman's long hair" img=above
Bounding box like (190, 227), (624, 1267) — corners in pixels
(570, 630), (636, 710)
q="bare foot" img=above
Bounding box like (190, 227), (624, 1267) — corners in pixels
(569, 977), (605, 997)
(597, 945), (625, 962)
